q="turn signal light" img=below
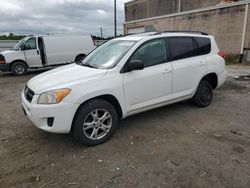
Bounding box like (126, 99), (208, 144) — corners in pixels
(0, 60), (5, 64)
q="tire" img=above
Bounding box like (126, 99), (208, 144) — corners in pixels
(193, 80), (213, 107)
(75, 54), (86, 62)
(11, 62), (28, 76)
(72, 99), (118, 146)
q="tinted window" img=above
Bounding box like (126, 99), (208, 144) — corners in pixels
(131, 39), (167, 68)
(24, 38), (37, 50)
(168, 37), (197, 60)
(195, 37), (211, 55)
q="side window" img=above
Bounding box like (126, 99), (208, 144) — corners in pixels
(24, 38), (37, 50)
(168, 37), (198, 61)
(195, 37), (211, 55)
(130, 39), (167, 68)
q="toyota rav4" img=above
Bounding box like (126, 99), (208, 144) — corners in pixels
(22, 31), (227, 145)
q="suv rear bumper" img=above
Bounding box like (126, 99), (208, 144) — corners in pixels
(218, 70), (227, 88)
(0, 64), (10, 72)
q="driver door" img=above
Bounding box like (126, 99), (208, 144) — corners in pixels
(123, 38), (173, 114)
(23, 37), (42, 67)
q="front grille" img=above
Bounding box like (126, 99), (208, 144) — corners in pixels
(24, 86), (34, 103)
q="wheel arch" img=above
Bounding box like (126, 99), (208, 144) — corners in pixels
(75, 54), (86, 62)
(71, 94), (123, 132)
(201, 72), (218, 89)
(10, 59), (29, 70)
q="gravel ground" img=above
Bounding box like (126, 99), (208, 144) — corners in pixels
(0, 64), (250, 188)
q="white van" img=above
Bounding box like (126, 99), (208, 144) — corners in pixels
(0, 35), (96, 75)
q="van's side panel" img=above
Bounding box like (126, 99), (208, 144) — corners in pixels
(43, 36), (95, 65)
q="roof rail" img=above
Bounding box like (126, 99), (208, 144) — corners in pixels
(153, 30), (208, 35)
(124, 31), (157, 36)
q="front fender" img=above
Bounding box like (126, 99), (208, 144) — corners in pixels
(64, 75), (127, 118)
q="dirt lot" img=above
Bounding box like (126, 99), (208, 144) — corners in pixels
(0, 65), (250, 188)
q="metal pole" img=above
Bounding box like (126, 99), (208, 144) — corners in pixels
(240, 3), (248, 63)
(178, 0), (181, 12)
(114, 0), (117, 37)
(100, 27), (103, 39)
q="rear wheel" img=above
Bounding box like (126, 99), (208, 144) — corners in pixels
(11, 62), (28, 76)
(75, 54), (86, 62)
(72, 99), (118, 146)
(193, 80), (213, 107)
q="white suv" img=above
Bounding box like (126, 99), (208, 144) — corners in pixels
(22, 31), (227, 145)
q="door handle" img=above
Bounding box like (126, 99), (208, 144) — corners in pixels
(162, 68), (172, 74)
(37, 50), (39, 55)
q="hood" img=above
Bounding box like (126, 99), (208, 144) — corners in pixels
(27, 63), (108, 94)
(0, 49), (16, 55)
(0, 49), (24, 64)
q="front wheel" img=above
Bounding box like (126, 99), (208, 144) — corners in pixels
(11, 62), (28, 76)
(193, 80), (213, 107)
(72, 99), (118, 146)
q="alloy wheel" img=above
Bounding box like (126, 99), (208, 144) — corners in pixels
(82, 109), (112, 140)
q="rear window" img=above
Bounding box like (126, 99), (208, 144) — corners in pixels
(195, 37), (211, 55)
(168, 37), (198, 60)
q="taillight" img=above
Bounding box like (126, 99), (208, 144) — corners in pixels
(218, 51), (225, 59)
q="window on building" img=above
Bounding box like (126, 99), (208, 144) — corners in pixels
(168, 37), (198, 60)
(131, 39), (167, 68)
(195, 37), (211, 55)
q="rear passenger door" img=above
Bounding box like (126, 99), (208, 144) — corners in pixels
(168, 37), (207, 98)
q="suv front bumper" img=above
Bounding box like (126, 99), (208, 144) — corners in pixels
(21, 89), (79, 133)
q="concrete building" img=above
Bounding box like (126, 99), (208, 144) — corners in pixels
(124, 0), (250, 62)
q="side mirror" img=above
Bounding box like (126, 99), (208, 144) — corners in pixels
(128, 60), (144, 71)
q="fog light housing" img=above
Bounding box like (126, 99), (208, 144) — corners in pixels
(47, 117), (54, 127)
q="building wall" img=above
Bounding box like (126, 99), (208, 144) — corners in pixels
(125, 4), (250, 55)
(125, 0), (179, 21)
(125, 0), (241, 21)
(181, 0), (221, 11)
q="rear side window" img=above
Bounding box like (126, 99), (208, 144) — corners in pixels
(195, 37), (211, 55)
(168, 37), (198, 61)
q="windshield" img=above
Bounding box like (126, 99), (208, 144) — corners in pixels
(82, 40), (136, 69)
(12, 37), (27, 50)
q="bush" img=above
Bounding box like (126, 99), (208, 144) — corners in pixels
(225, 54), (240, 65)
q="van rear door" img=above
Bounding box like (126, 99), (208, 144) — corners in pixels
(23, 37), (42, 67)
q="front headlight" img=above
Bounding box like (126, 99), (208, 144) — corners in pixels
(37, 88), (71, 104)
(0, 54), (6, 64)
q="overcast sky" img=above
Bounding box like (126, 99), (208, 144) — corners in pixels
(0, 0), (132, 37)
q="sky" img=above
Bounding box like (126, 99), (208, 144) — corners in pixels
(0, 0), (132, 37)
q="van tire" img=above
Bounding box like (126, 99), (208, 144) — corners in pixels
(193, 80), (213, 107)
(75, 54), (86, 62)
(11, 62), (28, 76)
(72, 99), (118, 146)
